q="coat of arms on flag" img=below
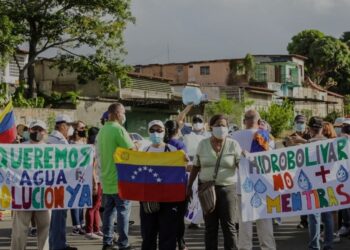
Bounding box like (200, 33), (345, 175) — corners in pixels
(114, 148), (187, 202)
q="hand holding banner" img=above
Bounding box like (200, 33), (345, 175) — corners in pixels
(239, 137), (350, 221)
(0, 144), (94, 210)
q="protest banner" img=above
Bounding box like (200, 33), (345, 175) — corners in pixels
(239, 137), (350, 222)
(0, 144), (94, 210)
(115, 148), (187, 202)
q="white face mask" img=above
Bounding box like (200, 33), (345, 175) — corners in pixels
(212, 127), (228, 140)
(193, 122), (204, 131)
(120, 114), (126, 125)
(67, 126), (74, 137)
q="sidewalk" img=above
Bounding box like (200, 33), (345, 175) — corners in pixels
(1, 204), (350, 249)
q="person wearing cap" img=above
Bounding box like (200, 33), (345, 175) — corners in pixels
(283, 114), (310, 148)
(176, 104), (210, 137)
(182, 114), (210, 229)
(283, 114), (311, 229)
(140, 120), (181, 250)
(48, 114), (77, 250)
(97, 103), (135, 250)
(10, 120), (51, 250)
(101, 111), (109, 126)
(302, 117), (334, 250)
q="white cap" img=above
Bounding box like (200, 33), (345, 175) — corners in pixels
(55, 114), (72, 124)
(148, 120), (165, 130)
(343, 119), (350, 125)
(334, 117), (345, 126)
(29, 120), (47, 130)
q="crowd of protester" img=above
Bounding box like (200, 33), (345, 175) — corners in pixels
(2, 101), (350, 250)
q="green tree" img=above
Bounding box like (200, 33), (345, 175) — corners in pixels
(205, 95), (253, 127)
(259, 100), (294, 137)
(309, 36), (350, 85)
(287, 29), (325, 76)
(0, 16), (21, 67)
(288, 30), (350, 91)
(244, 53), (256, 81)
(340, 31), (350, 47)
(0, 0), (134, 97)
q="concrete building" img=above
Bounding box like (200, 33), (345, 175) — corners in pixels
(34, 59), (189, 136)
(135, 55), (344, 117)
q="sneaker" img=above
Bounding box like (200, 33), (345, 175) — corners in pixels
(337, 226), (350, 237)
(102, 245), (118, 250)
(85, 233), (102, 240)
(72, 227), (85, 235)
(334, 232), (341, 243)
(28, 228), (37, 237)
(188, 223), (201, 229)
(273, 219), (282, 226)
(94, 231), (103, 237)
(296, 222), (307, 229)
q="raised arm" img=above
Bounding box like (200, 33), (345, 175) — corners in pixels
(176, 104), (194, 128)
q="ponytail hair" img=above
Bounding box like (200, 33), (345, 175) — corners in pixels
(164, 120), (179, 143)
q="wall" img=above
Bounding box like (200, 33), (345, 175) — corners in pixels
(189, 61), (230, 86)
(13, 108), (77, 132)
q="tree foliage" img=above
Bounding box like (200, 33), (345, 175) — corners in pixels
(0, 16), (21, 67)
(205, 95), (254, 127)
(259, 100), (294, 138)
(244, 53), (256, 81)
(0, 0), (134, 97)
(287, 30), (350, 91)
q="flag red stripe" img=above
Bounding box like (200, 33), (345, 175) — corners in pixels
(0, 125), (16, 143)
(118, 182), (186, 202)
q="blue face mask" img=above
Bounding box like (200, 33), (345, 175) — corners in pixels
(294, 123), (305, 133)
(149, 132), (165, 145)
(22, 131), (30, 141)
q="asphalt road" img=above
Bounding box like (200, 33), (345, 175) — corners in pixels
(1, 203), (350, 250)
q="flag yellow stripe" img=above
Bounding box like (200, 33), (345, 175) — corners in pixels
(114, 148), (186, 167)
(0, 101), (13, 123)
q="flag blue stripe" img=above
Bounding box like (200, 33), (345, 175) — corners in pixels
(116, 163), (187, 184)
(0, 111), (15, 134)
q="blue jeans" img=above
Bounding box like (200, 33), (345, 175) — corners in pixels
(49, 210), (67, 250)
(70, 208), (84, 227)
(102, 194), (131, 248)
(308, 212), (333, 250)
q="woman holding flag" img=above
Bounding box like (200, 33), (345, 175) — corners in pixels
(187, 114), (242, 250)
(140, 120), (184, 250)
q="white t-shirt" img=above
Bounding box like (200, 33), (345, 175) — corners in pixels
(231, 129), (258, 194)
(143, 144), (177, 153)
(182, 132), (207, 157)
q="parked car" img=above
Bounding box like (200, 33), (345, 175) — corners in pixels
(129, 133), (151, 150)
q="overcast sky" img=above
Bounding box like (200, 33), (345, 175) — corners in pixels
(124, 0), (350, 65)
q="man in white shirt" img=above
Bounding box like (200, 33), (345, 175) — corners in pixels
(231, 110), (276, 250)
(48, 114), (77, 250)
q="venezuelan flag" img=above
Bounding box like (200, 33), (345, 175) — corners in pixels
(0, 101), (16, 143)
(115, 148), (187, 202)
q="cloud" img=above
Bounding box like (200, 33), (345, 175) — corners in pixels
(124, 0), (350, 65)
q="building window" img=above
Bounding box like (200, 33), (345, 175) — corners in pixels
(134, 66), (141, 73)
(177, 65), (183, 73)
(200, 66), (210, 75)
(189, 65), (193, 68)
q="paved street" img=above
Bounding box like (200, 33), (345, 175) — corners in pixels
(1, 203), (350, 250)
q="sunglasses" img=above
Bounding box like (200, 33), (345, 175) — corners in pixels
(149, 128), (164, 133)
